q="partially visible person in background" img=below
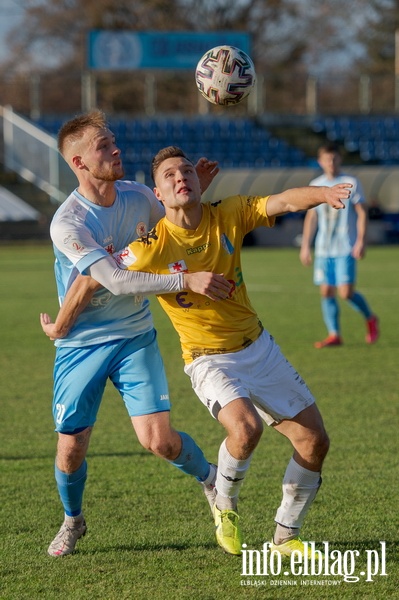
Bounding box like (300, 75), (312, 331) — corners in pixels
(300, 142), (379, 348)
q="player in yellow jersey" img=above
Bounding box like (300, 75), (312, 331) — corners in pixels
(41, 146), (352, 558)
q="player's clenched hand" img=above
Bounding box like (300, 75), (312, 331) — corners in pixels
(325, 183), (353, 209)
(183, 272), (231, 301)
(39, 313), (67, 340)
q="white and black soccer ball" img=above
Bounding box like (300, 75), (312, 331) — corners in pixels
(195, 45), (256, 106)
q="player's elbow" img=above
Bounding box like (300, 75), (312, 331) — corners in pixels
(104, 280), (124, 295)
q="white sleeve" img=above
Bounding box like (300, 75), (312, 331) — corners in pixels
(88, 255), (184, 295)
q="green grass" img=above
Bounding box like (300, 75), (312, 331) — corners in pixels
(0, 244), (398, 600)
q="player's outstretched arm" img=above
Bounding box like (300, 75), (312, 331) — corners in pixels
(183, 272), (231, 301)
(40, 259), (232, 339)
(40, 275), (100, 339)
(266, 183), (353, 217)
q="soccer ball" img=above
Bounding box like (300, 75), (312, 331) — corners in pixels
(195, 45), (256, 106)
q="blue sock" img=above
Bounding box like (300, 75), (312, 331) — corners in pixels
(321, 297), (340, 334)
(347, 291), (372, 319)
(55, 460), (87, 517)
(170, 432), (210, 482)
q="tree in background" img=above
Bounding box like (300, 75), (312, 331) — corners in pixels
(355, 0), (399, 75)
(0, 0), (397, 115)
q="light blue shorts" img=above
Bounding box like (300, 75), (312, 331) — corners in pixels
(52, 329), (170, 433)
(313, 256), (356, 287)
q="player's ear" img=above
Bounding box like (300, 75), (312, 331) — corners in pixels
(153, 187), (164, 203)
(72, 154), (85, 169)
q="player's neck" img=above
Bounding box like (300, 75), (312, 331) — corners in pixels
(325, 169), (340, 180)
(77, 181), (117, 207)
(166, 204), (203, 230)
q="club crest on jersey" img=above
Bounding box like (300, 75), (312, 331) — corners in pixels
(168, 260), (188, 273)
(136, 222), (147, 237)
(221, 233), (234, 255)
(105, 243), (115, 255)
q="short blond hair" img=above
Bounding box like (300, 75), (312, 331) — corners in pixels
(57, 109), (109, 157)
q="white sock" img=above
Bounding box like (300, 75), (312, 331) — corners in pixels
(64, 513), (84, 526)
(215, 439), (252, 510)
(201, 463), (216, 487)
(274, 457), (321, 530)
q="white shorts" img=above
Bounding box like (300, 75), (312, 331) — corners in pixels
(184, 330), (315, 425)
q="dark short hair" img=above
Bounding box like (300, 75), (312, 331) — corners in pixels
(317, 141), (341, 157)
(151, 146), (193, 182)
(57, 109), (109, 156)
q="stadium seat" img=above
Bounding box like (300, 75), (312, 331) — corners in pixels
(34, 114), (310, 184)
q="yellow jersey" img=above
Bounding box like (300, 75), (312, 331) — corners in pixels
(117, 194), (275, 363)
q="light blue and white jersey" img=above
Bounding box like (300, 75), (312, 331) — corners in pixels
(50, 180), (165, 347)
(309, 173), (365, 257)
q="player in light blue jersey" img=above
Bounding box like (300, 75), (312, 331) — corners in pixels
(300, 142), (379, 348)
(41, 110), (230, 557)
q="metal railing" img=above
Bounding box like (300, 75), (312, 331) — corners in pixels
(0, 105), (77, 204)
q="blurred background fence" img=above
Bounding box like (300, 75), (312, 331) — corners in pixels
(1, 71), (399, 120)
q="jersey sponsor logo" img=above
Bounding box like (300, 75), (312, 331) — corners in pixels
(186, 242), (210, 255)
(90, 291), (112, 307)
(176, 292), (193, 308)
(168, 260), (188, 273)
(227, 266), (244, 297)
(160, 394), (169, 401)
(227, 279), (236, 297)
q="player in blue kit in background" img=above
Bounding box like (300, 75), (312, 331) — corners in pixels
(41, 111), (230, 557)
(300, 142), (379, 348)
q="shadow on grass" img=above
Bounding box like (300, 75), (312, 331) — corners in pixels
(0, 450), (148, 461)
(74, 540), (224, 555)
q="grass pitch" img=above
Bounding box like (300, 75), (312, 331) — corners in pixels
(0, 244), (398, 599)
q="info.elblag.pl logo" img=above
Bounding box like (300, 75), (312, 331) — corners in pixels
(241, 541), (387, 584)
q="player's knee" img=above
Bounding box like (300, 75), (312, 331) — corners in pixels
(139, 433), (178, 460)
(56, 428), (91, 472)
(311, 429), (330, 461)
(339, 289), (352, 300)
(232, 414), (263, 452)
(338, 284), (354, 300)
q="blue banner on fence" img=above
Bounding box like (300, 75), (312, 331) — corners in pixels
(88, 31), (251, 70)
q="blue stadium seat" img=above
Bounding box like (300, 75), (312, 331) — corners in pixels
(34, 114), (310, 183)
